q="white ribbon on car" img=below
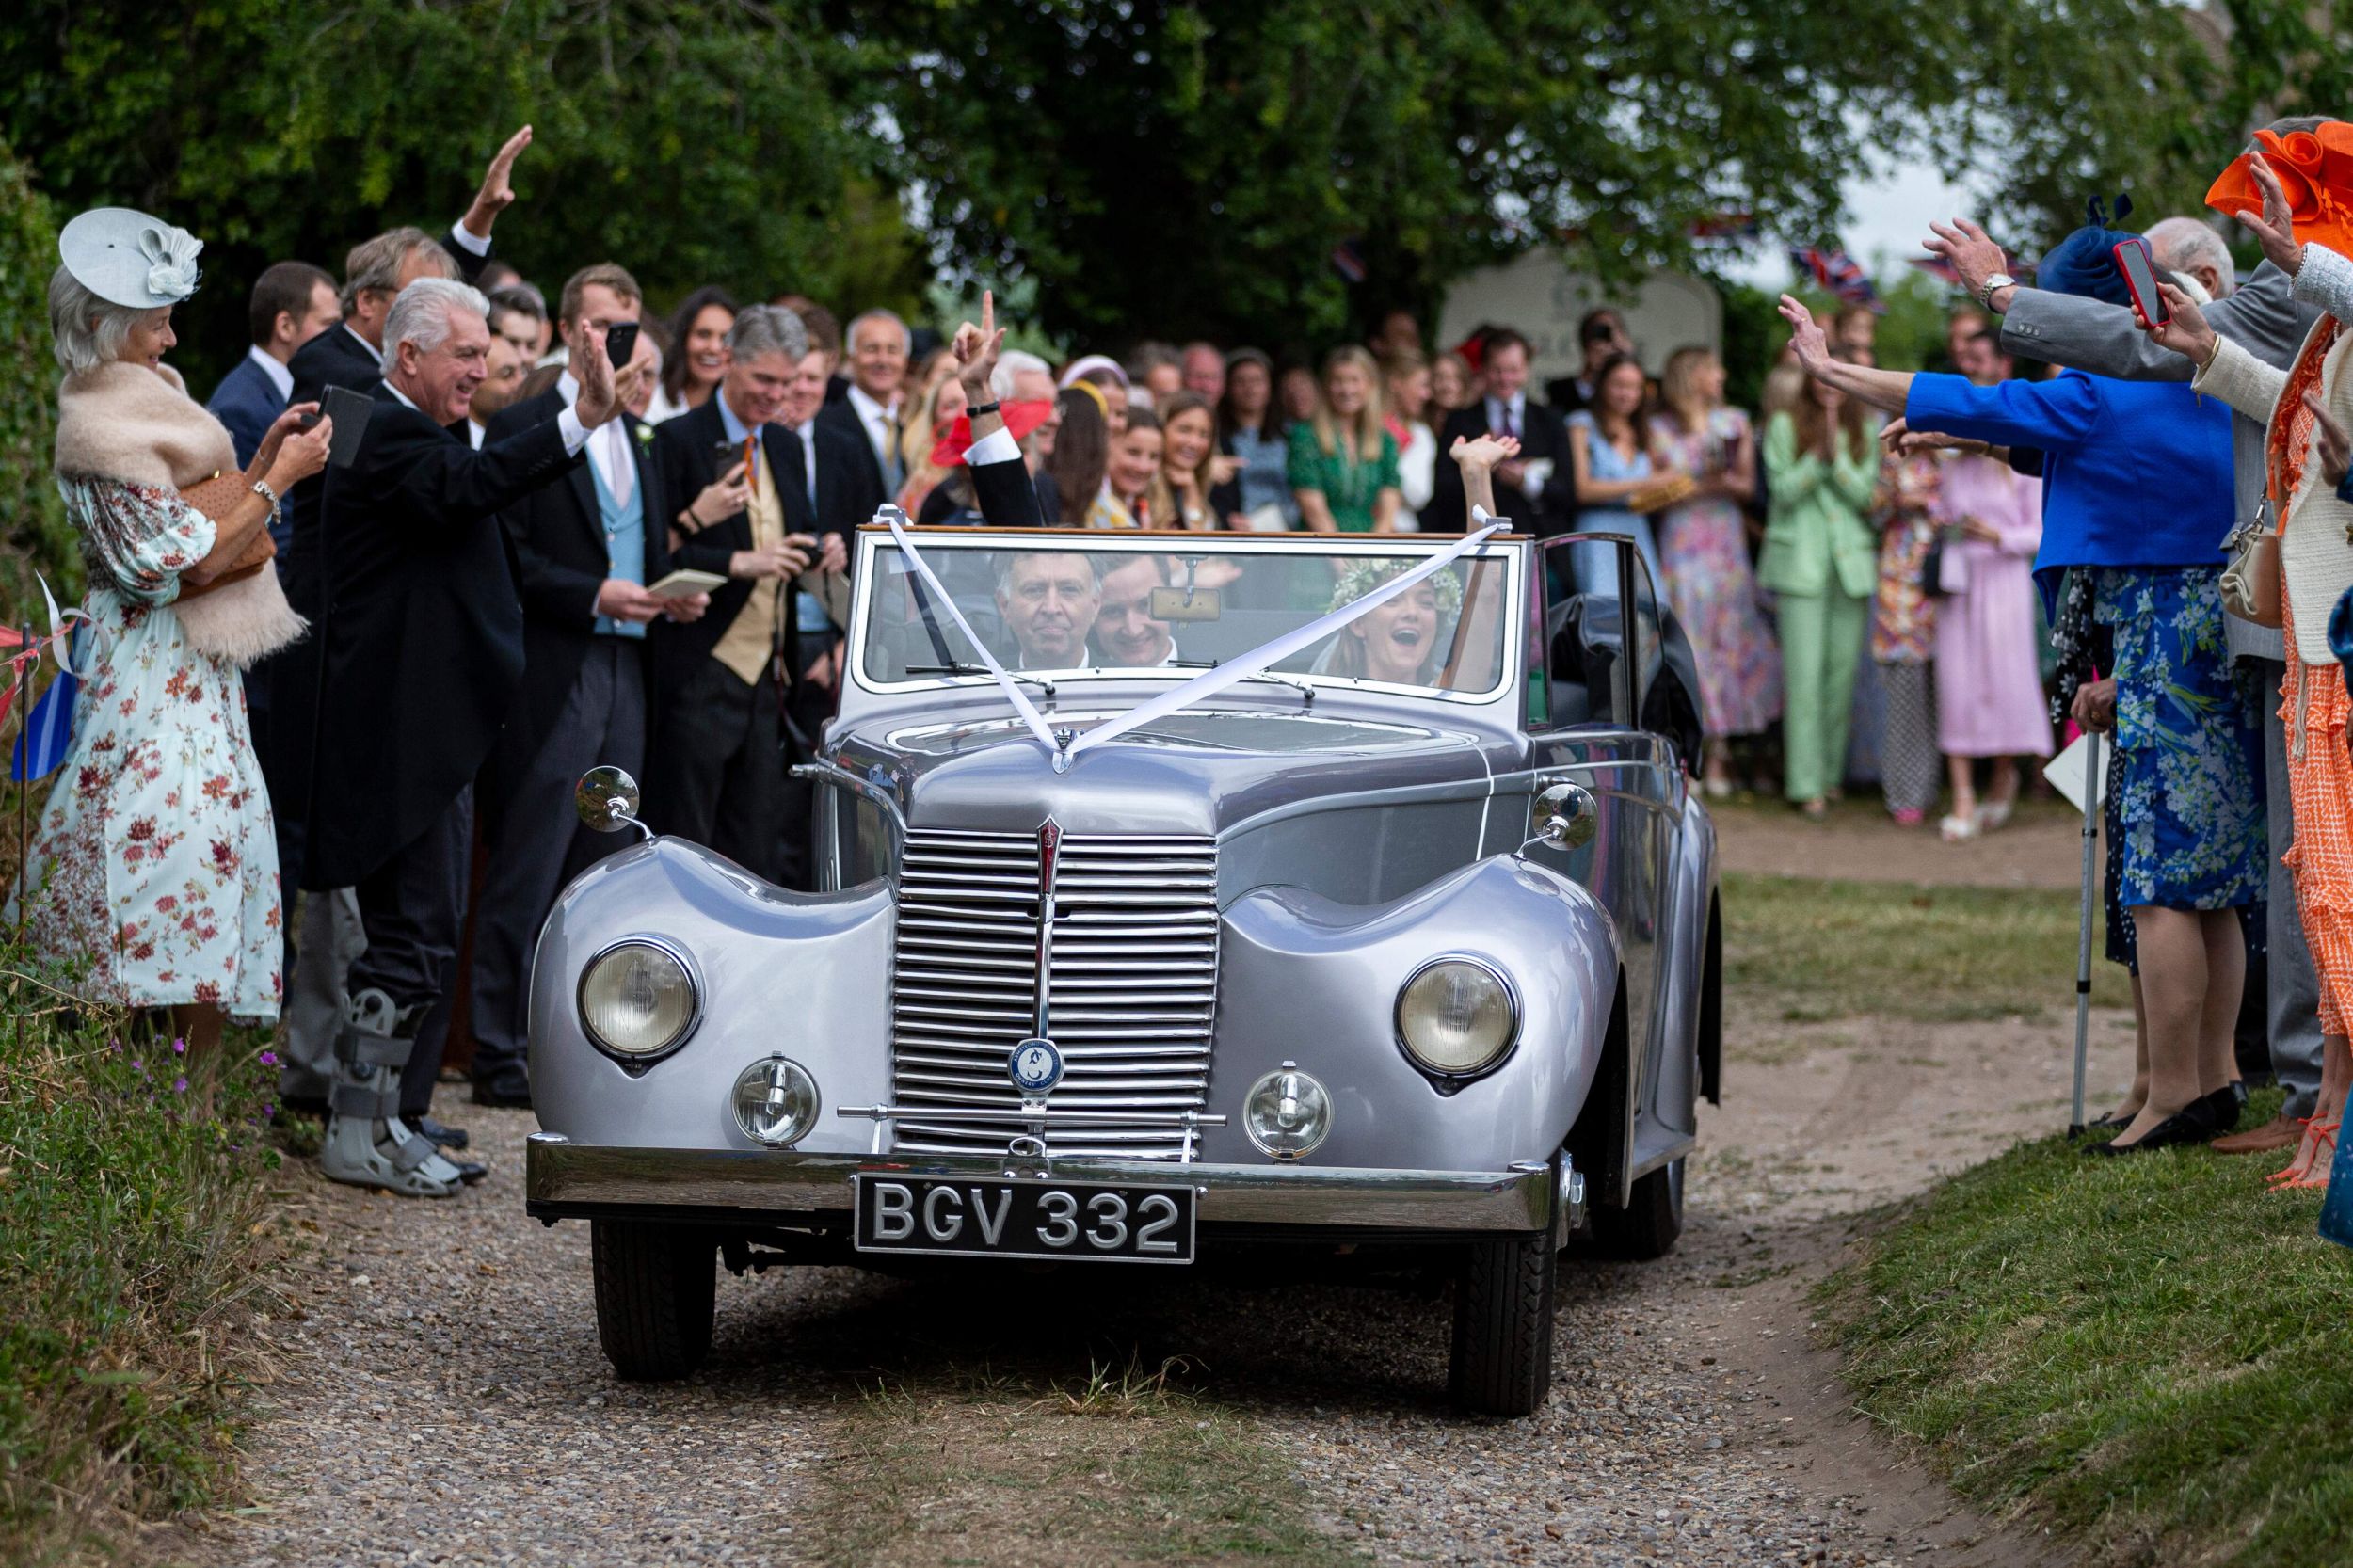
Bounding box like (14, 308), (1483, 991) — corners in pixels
(884, 506), (1507, 773)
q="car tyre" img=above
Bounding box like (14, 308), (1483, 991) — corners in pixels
(591, 1218), (716, 1380)
(1448, 1230), (1557, 1416)
(1591, 1157), (1684, 1260)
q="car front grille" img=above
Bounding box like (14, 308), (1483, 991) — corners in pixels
(888, 827), (1219, 1160)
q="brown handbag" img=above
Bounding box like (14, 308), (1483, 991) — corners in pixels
(175, 472), (275, 600)
(2219, 496), (2283, 630)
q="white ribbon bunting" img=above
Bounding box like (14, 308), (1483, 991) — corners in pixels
(882, 507), (1059, 753)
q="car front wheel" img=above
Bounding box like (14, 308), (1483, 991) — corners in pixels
(1590, 1157), (1685, 1260)
(1448, 1230), (1558, 1416)
(591, 1218), (716, 1380)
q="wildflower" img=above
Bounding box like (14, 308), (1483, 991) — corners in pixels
(258, 1049), (278, 1066)
(173, 1076), (188, 1094)
(172, 1036), (187, 1055)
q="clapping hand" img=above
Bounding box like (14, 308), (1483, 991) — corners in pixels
(2307, 392), (2352, 488)
(464, 126), (533, 238)
(1775, 295), (1833, 376)
(2236, 154), (2303, 278)
(1449, 433), (1520, 475)
(2144, 281), (2217, 366)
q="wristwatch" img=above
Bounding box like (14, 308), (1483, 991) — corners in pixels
(1977, 272), (2017, 312)
(250, 477), (279, 510)
(966, 400), (1000, 420)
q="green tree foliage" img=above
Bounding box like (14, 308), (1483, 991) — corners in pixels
(0, 144), (73, 614)
(0, 0), (931, 390)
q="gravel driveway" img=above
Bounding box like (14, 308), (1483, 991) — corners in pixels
(174, 997), (2121, 1568)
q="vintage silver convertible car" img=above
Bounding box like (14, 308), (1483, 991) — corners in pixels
(526, 520), (1720, 1415)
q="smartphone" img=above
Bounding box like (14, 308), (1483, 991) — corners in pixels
(2113, 238), (2169, 329)
(604, 320), (641, 369)
(322, 383), (374, 468)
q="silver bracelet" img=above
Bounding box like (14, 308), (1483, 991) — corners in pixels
(251, 476), (280, 509)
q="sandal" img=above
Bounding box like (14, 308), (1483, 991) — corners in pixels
(1939, 813), (1979, 843)
(1977, 796), (2017, 833)
(2267, 1118), (2340, 1190)
(1799, 798), (1829, 822)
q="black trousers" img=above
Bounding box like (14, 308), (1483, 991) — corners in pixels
(347, 787), (472, 1116)
(460, 638), (647, 1087)
(647, 655), (791, 886)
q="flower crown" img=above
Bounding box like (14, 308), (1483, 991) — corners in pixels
(1327, 558), (1464, 618)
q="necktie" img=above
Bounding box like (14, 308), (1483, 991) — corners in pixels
(1499, 402), (1519, 441)
(603, 421), (633, 508)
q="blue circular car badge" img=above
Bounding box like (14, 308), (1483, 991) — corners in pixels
(1009, 1037), (1064, 1094)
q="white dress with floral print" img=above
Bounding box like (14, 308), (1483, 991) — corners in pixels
(14, 476), (281, 1018)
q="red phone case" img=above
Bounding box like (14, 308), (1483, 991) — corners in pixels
(2113, 239), (2169, 329)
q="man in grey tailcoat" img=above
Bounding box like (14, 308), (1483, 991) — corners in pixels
(1929, 201), (2325, 1150)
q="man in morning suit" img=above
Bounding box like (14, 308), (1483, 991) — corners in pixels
(456, 263), (715, 1109)
(1424, 328), (1577, 536)
(648, 305), (821, 887)
(264, 130), (537, 1131)
(303, 277), (619, 1197)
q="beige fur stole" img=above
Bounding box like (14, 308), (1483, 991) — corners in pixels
(54, 360), (306, 667)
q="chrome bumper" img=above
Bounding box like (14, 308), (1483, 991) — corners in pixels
(525, 1132), (1555, 1234)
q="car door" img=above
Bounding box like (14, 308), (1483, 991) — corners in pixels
(1516, 533), (1683, 1191)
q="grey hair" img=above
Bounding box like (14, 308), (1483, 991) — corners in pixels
(846, 307), (910, 354)
(995, 550), (1101, 600)
(2146, 217), (2236, 297)
(992, 348), (1052, 400)
(727, 303), (808, 362)
(342, 226), (457, 313)
(47, 264), (151, 374)
(379, 278), (490, 374)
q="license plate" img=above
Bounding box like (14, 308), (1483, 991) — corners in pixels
(852, 1174), (1196, 1264)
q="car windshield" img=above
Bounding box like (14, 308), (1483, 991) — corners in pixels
(853, 532), (1515, 699)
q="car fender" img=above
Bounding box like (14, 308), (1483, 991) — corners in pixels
(1197, 854), (1621, 1172)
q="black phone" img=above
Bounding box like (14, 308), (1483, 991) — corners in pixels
(604, 321), (641, 370)
(296, 408), (323, 429)
(715, 438), (747, 473)
(2112, 238), (2169, 329)
(322, 384), (374, 468)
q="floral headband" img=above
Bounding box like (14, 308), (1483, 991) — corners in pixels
(2208, 122), (2353, 261)
(1328, 557), (1464, 618)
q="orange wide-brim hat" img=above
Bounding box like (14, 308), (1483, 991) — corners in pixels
(2207, 122), (2353, 260)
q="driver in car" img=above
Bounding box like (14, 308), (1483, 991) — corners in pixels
(995, 551), (1100, 669)
(1092, 554), (1182, 667)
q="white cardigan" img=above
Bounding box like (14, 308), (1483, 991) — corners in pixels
(2191, 243), (2353, 665)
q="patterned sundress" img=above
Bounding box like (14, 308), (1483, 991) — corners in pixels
(1649, 409), (1780, 736)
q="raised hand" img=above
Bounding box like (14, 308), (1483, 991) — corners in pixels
(572, 323), (620, 427)
(2144, 282), (2217, 366)
(953, 289), (1005, 402)
(2307, 392), (2352, 488)
(1776, 295), (1833, 376)
(2236, 153), (2302, 277)
(1924, 217), (2010, 307)
(464, 126), (533, 237)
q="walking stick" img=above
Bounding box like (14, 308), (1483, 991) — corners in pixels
(2070, 726), (2102, 1136)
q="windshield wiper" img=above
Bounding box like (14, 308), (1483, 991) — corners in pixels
(1170, 659), (1314, 707)
(906, 661), (1056, 697)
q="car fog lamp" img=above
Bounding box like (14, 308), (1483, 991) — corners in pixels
(579, 940), (697, 1058)
(1397, 957), (1517, 1075)
(732, 1056), (820, 1146)
(1244, 1063), (1331, 1160)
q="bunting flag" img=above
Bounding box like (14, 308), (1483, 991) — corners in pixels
(1329, 239), (1369, 285)
(1690, 212), (1760, 244)
(1790, 246), (1883, 312)
(11, 663), (76, 781)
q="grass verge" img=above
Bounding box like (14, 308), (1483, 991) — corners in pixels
(0, 952), (284, 1568)
(1820, 1088), (2352, 1568)
(1722, 870), (2132, 1023)
(814, 1355), (1365, 1567)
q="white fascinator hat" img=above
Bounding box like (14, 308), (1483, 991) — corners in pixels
(57, 207), (203, 309)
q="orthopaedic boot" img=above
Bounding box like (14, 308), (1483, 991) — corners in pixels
(318, 987), (467, 1197)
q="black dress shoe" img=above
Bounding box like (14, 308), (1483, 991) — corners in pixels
(401, 1113), (471, 1150)
(471, 1080), (533, 1110)
(2087, 1109), (2135, 1131)
(2089, 1106), (2216, 1156)
(449, 1158), (488, 1185)
(2191, 1086), (2242, 1138)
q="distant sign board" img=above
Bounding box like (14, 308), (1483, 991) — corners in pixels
(1435, 255), (1721, 385)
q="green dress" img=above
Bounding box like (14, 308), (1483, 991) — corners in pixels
(1287, 424), (1400, 533)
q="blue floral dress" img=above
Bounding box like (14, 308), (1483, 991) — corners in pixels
(2095, 567), (2265, 910)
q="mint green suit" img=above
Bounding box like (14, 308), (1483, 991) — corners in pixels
(1758, 411), (1880, 804)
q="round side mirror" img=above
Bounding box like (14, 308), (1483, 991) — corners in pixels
(575, 765), (643, 834)
(1533, 782), (1597, 851)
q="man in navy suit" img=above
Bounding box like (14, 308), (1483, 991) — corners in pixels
(206, 262), (340, 525)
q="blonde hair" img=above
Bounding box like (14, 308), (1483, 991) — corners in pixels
(1311, 345), (1386, 465)
(1658, 347), (1719, 435)
(1149, 391), (1220, 527)
(894, 371), (969, 514)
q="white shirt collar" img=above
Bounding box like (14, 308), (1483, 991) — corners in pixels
(247, 344), (294, 403)
(467, 417), (487, 450)
(846, 383), (897, 436)
(384, 379), (421, 414)
(343, 321), (377, 361)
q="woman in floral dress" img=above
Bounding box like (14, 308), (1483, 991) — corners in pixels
(1868, 449), (1943, 824)
(17, 207), (329, 1081)
(1649, 348), (1780, 794)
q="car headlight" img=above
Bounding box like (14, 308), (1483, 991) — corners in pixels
(1396, 956), (1518, 1076)
(1244, 1063), (1331, 1160)
(732, 1056), (820, 1146)
(578, 939), (698, 1059)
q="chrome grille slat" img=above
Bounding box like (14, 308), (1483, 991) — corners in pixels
(891, 827), (1218, 1161)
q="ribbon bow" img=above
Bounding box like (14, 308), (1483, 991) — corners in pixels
(2208, 122), (2353, 259)
(136, 223), (203, 303)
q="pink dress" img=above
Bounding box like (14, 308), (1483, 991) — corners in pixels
(1932, 454), (2052, 759)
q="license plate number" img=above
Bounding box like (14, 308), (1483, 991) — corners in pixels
(852, 1175), (1195, 1264)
